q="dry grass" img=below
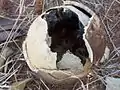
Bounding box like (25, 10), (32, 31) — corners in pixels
(0, 0), (119, 90)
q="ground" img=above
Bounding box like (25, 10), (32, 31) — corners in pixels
(0, 0), (120, 90)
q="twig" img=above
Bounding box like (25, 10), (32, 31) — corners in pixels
(103, 0), (116, 20)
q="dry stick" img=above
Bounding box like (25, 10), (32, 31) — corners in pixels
(33, 79), (43, 89)
(20, 12), (37, 30)
(96, 0), (104, 8)
(9, 0), (20, 6)
(1, 64), (21, 85)
(86, 76), (91, 90)
(40, 78), (50, 90)
(42, 0), (45, 13)
(103, 42), (120, 66)
(95, 69), (120, 90)
(4, 55), (14, 73)
(0, 40), (19, 48)
(0, 15), (28, 21)
(115, 0), (120, 4)
(76, 70), (120, 90)
(0, 60), (13, 72)
(1, 0), (28, 53)
(105, 15), (113, 22)
(0, 73), (9, 82)
(10, 0), (36, 7)
(56, 0), (60, 6)
(10, 12), (36, 55)
(0, 85), (10, 89)
(100, 15), (120, 56)
(111, 47), (120, 55)
(93, 70), (107, 86)
(0, 26), (19, 48)
(0, 0), (36, 87)
(1, 0), (25, 54)
(82, 0), (95, 5)
(45, 0), (56, 9)
(76, 1), (120, 89)
(0, 25), (23, 62)
(24, 0), (36, 7)
(72, 81), (79, 90)
(110, 20), (120, 31)
(13, 72), (18, 83)
(78, 78), (86, 90)
(7, 17), (27, 52)
(103, 0), (116, 21)
(0, 6), (36, 56)
(103, 55), (117, 67)
(106, 20), (113, 35)
(7, 60), (18, 74)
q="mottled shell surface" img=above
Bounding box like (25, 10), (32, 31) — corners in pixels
(23, 1), (107, 84)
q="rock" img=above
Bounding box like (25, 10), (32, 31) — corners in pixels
(106, 77), (120, 90)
